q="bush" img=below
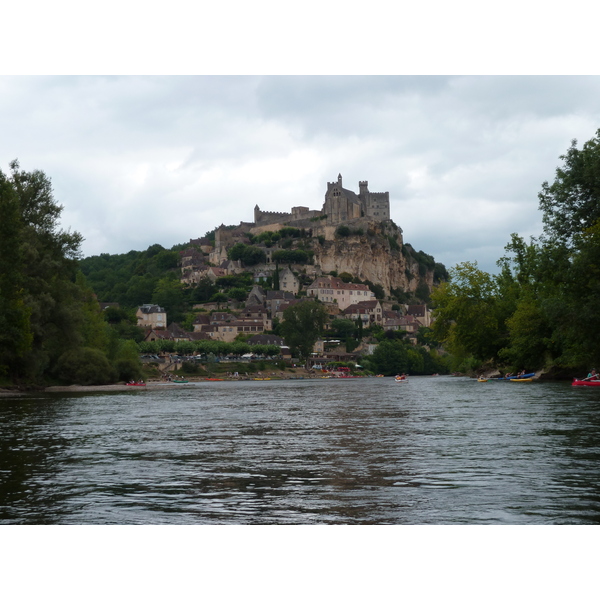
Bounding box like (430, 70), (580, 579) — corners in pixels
(181, 361), (201, 374)
(55, 348), (117, 385)
(114, 358), (143, 381)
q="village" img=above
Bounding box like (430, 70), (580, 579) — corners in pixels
(123, 175), (437, 374)
(134, 276), (432, 372)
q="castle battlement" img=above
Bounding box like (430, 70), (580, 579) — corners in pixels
(253, 175), (391, 228)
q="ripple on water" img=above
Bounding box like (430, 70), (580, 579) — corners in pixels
(1, 377), (600, 523)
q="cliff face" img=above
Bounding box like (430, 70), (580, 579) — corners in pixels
(222, 218), (439, 298)
(311, 223), (432, 296)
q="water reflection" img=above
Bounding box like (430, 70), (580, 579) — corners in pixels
(1, 379), (600, 524)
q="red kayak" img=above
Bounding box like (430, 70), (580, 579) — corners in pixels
(572, 378), (600, 387)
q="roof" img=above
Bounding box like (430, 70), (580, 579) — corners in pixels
(266, 291), (296, 300)
(344, 300), (380, 313)
(407, 305), (427, 317)
(138, 304), (166, 314)
(248, 334), (286, 346)
(307, 277), (370, 292)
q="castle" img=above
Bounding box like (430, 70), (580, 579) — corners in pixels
(254, 174), (390, 227)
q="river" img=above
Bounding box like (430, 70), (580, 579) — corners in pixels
(1, 376), (599, 524)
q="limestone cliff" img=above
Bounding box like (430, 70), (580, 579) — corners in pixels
(309, 221), (435, 297)
(211, 217), (444, 301)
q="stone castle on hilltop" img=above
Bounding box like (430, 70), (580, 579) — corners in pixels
(254, 174), (390, 227)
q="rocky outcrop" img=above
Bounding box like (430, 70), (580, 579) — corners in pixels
(310, 224), (432, 296)
(213, 218), (439, 298)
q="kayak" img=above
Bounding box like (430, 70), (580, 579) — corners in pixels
(489, 373), (536, 381)
(572, 378), (600, 387)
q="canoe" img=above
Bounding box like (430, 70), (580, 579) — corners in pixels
(477, 378), (488, 382)
(126, 382), (146, 387)
(489, 373), (536, 381)
(572, 378), (600, 387)
(172, 379), (188, 383)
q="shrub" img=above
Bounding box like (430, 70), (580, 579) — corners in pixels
(181, 361), (201, 374)
(56, 348), (117, 385)
(114, 358), (143, 381)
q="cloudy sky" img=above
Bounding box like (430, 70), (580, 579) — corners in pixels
(2, 75), (599, 273)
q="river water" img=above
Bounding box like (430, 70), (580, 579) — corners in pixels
(1, 376), (599, 525)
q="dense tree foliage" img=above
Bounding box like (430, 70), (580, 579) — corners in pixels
(538, 129), (600, 247)
(361, 338), (448, 375)
(280, 301), (328, 362)
(227, 243), (266, 266)
(431, 130), (600, 375)
(0, 161), (132, 384)
(79, 244), (182, 310)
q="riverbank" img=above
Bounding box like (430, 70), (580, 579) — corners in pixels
(0, 372), (424, 396)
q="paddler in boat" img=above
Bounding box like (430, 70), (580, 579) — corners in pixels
(585, 368), (598, 381)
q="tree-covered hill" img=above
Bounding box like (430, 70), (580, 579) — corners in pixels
(79, 243), (182, 309)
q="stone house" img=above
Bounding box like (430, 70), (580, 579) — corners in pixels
(246, 285), (266, 307)
(278, 266), (300, 294)
(266, 291), (295, 316)
(407, 305), (432, 328)
(306, 276), (373, 311)
(343, 300), (383, 324)
(136, 304), (167, 329)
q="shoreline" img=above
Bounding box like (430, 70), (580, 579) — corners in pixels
(0, 372), (379, 396)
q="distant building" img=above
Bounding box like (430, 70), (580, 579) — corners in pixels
(306, 276), (374, 311)
(136, 304), (167, 329)
(407, 305), (432, 328)
(253, 174), (391, 227)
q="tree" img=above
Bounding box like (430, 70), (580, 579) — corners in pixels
(152, 276), (186, 323)
(228, 243), (266, 266)
(227, 287), (248, 302)
(538, 129), (600, 247)
(430, 262), (510, 362)
(330, 318), (355, 338)
(192, 276), (217, 303)
(0, 171), (32, 376)
(210, 293), (228, 309)
(280, 301), (328, 362)
(2, 160), (89, 381)
(55, 347), (116, 385)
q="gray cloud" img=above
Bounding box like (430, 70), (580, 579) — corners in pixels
(1, 75), (599, 274)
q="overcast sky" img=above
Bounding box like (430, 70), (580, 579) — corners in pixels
(2, 75), (599, 273)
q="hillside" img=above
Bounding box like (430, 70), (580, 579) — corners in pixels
(79, 217), (447, 322)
